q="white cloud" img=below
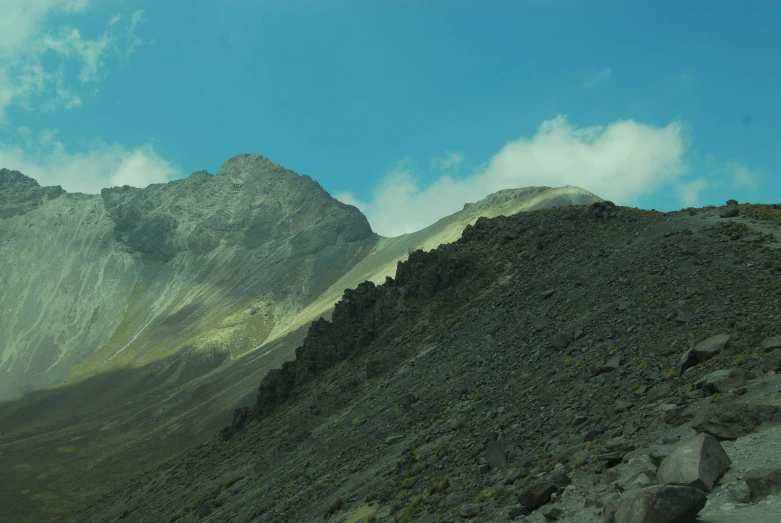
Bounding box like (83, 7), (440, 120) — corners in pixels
(584, 67), (612, 89)
(0, 128), (180, 193)
(431, 151), (464, 171)
(0, 1), (145, 120)
(336, 115), (688, 237)
(676, 178), (708, 207)
(724, 160), (760, 188)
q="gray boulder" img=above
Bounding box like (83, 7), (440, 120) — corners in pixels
(744, 466), (781, 499)
(657, 433), (731, 492)
(614, 485), (706, 523)
(692, 334), (730, 362)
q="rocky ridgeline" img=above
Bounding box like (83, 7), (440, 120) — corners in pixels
(74, 201), (781, 523)
(101, 154), (373, 262)
(0, 168), (64, 219)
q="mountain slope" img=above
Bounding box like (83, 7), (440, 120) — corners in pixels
(0, 158), (603, 523)
(267, 185), (603, 343)
(0, 154), (375, 401)
(70, 201), (781, 523)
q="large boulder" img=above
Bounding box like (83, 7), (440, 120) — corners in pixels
(696, 368), (754, 394)
(614, 485), (706, 523)
(657, 433), (731, 492)
(744, 466), (781, 500)
(518, 481), (558, 510)
(692, 334), (730, 362)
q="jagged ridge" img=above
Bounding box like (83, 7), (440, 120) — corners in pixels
(0, 168), (64, 219)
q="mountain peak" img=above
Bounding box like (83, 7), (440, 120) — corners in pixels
(0, 168), (65, 219)
(216, 154), (318, 186)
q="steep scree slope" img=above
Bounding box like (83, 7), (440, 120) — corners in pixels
(73, 201), (781, 522)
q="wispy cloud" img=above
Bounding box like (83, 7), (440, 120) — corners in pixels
(336, 115), (688, 237)
(0, 128), (180, 193)
(0, 1), (146, 121)
(724, 160), (760, 188)
(676, 178), (708, 207)
(584, 66), (612, 89)
(431, 151), (464, 171)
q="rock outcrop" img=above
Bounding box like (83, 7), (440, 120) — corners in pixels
(0, 168), (64, 219)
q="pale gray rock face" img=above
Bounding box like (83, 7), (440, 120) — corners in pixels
(657, 432), (732, 492)
(0, 155), (376, 401)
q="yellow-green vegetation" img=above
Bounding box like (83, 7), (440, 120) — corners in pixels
(394, 496), (423, 523)
(476, 485), (509, 502)
(661, 368), (678, 380)
(738, 203), (781, 224)
(400, 477), (416, 489)
(594, 411), (607, 423)
(734, 353), (749, 366)
(715, 220), (750, 240)
(427, 477), (450, 495)
(435, 444), (448, 462)
(711, 392), (724, 404)
(637, 361), (648, 369)
(324, 497), (343, 518)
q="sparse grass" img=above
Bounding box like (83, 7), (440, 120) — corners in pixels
(394, 496), (422, 523)
(427, 477), (450, 495)
(738, 203), (781, 224)
(400, 477), (416, 489)
(476, 485), (508, 502)
(711, 392), (724, 404)
(572, 454), (588, 469)
(734, 353), (749, 366)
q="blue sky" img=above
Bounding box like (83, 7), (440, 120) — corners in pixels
(0, 1), (779, 236)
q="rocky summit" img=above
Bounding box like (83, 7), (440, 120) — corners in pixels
(68, 199), (781, 523)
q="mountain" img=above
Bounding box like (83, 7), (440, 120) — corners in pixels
(0, 156), (603, 523)
(70, 199), (781, 523)
(0, 154), (375, 402)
